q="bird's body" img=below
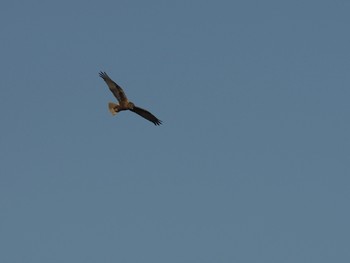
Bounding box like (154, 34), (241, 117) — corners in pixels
(99, 71), (162, 125)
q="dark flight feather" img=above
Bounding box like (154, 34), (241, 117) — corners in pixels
(130, 106), (162, 126)
(99, 71), (128, 103)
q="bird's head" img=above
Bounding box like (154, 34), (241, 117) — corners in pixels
(127, 102), (135, 109)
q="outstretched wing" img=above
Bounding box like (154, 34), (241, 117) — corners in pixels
(99, 71), (128, 103)
(130, 106), (162, 126)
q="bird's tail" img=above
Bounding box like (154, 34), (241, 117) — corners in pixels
(108, 102), (118, 115)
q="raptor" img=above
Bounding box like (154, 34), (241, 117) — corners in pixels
(99, 71), (162, 126)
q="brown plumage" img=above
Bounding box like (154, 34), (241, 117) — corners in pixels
(99, 71), (162, 126)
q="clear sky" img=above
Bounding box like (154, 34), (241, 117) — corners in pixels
(1, 0), (349, 262)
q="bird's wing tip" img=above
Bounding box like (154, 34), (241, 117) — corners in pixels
(99, 71), (107, 78)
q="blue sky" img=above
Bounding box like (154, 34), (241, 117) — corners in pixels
(1, 0), (349, 262)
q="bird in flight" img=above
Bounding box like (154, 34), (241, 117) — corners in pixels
(99, 71), (162, 125)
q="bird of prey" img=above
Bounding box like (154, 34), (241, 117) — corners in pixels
(99, 71), (162, 125)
